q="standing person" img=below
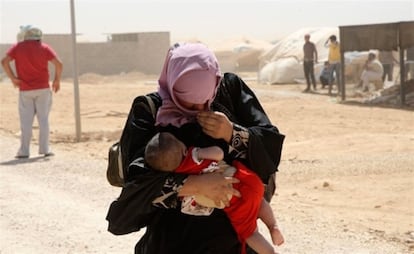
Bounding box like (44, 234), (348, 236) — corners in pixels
(406, 46), (414, 80)
(325, 35), (341, 95)
(358, 52), (384, 92)
(378, 50), (398, 83)
(1, 26), (63, 159)
(145, 132), (284, 254)
(106, 43), (285, 254)
(303, 34), (318, 92)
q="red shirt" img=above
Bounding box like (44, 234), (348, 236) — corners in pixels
(176, 147), (264, 253)
(7, 40), (57, 91)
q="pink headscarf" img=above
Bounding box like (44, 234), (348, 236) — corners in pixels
(156, 43), (221, 127)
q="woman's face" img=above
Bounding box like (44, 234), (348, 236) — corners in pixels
(177, 97), (208, 111)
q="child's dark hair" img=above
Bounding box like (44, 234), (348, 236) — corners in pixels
(145, 132), (184, 171)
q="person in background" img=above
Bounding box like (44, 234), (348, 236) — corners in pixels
(145, 132), (284, 254)
(406, 47), (414, 80)
(358, 52), (384, 92)
(319, 61), (333, 89)
(106, 43), (285, 254)
(1, 26), (63, 159)
(302, 34), (318, 92)
(378, 50), (398, 83)
(324, 35), (341, 95)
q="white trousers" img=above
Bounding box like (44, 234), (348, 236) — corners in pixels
(17, 88), (52, 156)
(361, 70), (382, 91)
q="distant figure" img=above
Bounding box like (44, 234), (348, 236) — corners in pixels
(378, 50), (398, 82)
(319, 61), (333, 89)
(1, 26), (63, 159)
(406, 47), (414, 80)
(325, 35), (341, 95)
(358, 52), (384, 92)
(302, 34), (318, 92)
(145, 132), (284, 254)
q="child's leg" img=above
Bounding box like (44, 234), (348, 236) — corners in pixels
(246, 228), (276, 254)
(258, 199), (284, 246)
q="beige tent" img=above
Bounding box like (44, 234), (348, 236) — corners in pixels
(258, 27), (339, 84)
(208, 37), (273, 73)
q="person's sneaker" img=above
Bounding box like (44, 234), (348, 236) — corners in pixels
(15, 155), (29, 159)
(44, 152), (55, 157)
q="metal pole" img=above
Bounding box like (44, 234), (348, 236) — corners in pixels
(340, 50), (346, 101)
(339, 28), (346, 101)
(70, 0), (81, 141)
(399, 49), (406, 106)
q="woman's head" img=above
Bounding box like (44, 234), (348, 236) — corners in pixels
(173, 70), (217, 110)
(157, 43), (221, 127)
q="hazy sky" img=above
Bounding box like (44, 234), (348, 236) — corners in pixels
(0, 0), (413, 44)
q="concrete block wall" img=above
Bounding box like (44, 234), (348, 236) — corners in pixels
(0, 31), (170, 79)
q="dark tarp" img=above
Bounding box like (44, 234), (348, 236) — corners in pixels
(399, 21), (414, 49)
(340, 23), (399, 52)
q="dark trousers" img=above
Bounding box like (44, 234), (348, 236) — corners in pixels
(303, 61), (316, 89)
(382, 63), (393, 82)
(320, 76), (330, 87)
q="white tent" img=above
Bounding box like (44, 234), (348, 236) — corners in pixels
(209, 37), (273, 72)
(258, 27), (339, 84)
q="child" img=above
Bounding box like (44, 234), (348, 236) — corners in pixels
(145, 132), (284, 254)
(319, 61), (333, 89)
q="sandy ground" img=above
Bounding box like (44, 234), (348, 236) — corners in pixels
(0, 73), (413, 254)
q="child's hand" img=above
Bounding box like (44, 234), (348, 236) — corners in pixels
(271, 226), (285, 246)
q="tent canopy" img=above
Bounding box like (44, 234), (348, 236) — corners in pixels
(399, 21), (414, 49)
(340, 21), (414, 52)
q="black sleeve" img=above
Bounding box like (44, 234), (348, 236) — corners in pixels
(106, 93), (187, 235)
(120, 94), (158, 178)
(213, 73), (285, 183)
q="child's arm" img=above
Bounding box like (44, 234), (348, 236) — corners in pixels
(196, 146), (224, 162)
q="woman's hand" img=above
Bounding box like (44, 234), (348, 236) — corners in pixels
(197, 111), (233, 143)
(179, 171), (240, 207)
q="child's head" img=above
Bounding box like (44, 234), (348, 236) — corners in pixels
(324, 61), (329, 66)
(145, 132), (186, 172)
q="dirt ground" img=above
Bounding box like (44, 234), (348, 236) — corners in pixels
(0, 72), (413, 254)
